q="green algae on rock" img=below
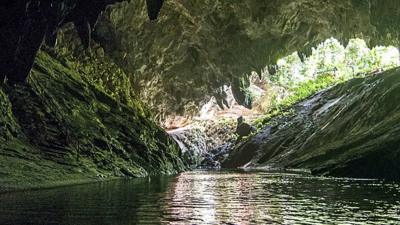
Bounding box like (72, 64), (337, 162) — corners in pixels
(0, 51), (186, 192)
(223, 68), (400, 180)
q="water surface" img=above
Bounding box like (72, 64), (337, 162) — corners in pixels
(0, 170), (399, 224)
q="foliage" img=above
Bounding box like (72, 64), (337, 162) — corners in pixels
(280, 74), (337, 108)
(254, 38), (400, 127)
(269, 38), (399, 89)
(270, 52), (304, 87)
(254, 74), (337, 128)
(53, 45), (153, 119)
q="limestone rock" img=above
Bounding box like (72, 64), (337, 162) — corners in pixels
(223, 68), (400, 180)
(0, 51), (186, 191)
(94, 0), (400, 117)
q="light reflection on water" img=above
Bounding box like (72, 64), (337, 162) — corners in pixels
(0, 170), (399, 224)
(162, 171), (400, 224)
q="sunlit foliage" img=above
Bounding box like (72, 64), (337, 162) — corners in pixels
(258, 38), (399, 109)
(253, 38), (400, 126)
(268, 38), (399, 89)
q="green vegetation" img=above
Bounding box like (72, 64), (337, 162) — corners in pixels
(269, 38), (399, 89)
(0, 50), (186, 191)
(224, 67), (400, 180)
(279, 75), (336, 107)
(254, 38), (400, 127)
(52, 45), (153, 120)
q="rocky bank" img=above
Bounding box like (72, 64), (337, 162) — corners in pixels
(223, 69), (400, 180)
(168, 120), (236, 168)
(0, 51), (186, 192)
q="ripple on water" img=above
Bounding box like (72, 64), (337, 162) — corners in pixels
(0, 170), (399, 225)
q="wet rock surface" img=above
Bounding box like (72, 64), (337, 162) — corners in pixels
(168, 127), (208, 167)
(0, 51), (186, 192)
(200, 143), (233, 168)
(169, 120), (236, 168)
(223, 69), (400, 180)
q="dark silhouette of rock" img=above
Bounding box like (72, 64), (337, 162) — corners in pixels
(146, 0), (164, 20)
(0, 0), (165, 85)
(236, 116), (256, 137)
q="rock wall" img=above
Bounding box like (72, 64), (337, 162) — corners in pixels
(169, 127), (208, 168)
(0, 0), (165, 84)
(94, 0), (400, 117)
(223, 69), (400, 180)
(168, 120), (236, 168)
(0, 51), (186, 192)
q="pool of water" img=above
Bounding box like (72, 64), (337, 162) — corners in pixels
(0, 170), (399, 224)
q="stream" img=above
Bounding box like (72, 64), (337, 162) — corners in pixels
(0, 170), (399, 224)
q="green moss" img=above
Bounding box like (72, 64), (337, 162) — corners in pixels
(0, 50), (186, 192)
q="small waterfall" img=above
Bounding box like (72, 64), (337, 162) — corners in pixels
(168, 126), (208, 168)
(168, 121), (237, 168)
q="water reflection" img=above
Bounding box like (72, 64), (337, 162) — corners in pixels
(0, 171), (399, 224)
(161, 171), (400, 224)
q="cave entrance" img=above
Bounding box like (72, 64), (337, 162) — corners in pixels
(166, 37), (400, 131)
(167, 37), (400, 169)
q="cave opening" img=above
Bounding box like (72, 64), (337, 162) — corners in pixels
(2, 1), (400, 224)
(167, 37), (400, 170)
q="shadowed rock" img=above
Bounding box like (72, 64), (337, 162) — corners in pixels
(93, 0), (400, 116)
(0, 0), (165, 85)
(0, 50), (186, 191)
(146, 0), (164, 20)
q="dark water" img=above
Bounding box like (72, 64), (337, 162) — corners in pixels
(0, 171), (399, 225)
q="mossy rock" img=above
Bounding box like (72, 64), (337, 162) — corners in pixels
(0, 51), (186, 191)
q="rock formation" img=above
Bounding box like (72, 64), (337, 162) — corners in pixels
(0, 0), (164, 84)
(94, 0), (400, 117)
(168, 120), (236, 168)
(223, 69), (400, 180)
(0, 50), (186, 192)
